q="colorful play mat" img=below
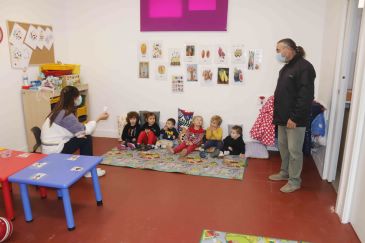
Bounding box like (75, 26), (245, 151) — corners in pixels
(200, 229), (310, 243)
(102, 148), (247, 180)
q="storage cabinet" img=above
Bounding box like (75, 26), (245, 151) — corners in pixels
(21, 84), (88, 152)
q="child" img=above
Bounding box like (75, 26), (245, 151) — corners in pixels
(156, 118), (179, 149)
(200, 115), (223, 158)
(168, 116), (204, 157)
(220, 125), (245, 158)
(137, 112), (160, 150)
(120, 111), (141, 150)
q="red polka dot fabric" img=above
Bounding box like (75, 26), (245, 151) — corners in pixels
(250, 96), (275, 146)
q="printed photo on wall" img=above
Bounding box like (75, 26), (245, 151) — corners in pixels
(138, 41), (149, 60)
(186, 64), (198, 82)
(247, 49), (263, 70)
(197, 45), (212, 64)
(9, 23), (27, 45)
(231, 44), (245, 64)
(169, 48), (181, 66)
(24, 25), (39, 50)
(199, 66), (214, 86)
(10, 43), (32, 69)
(152, 41), (163, 59)
(37, 26), (45, 49)
(184, 44), (196, 62)
(44, 28), (54, 50)
(217, 67), (229, 84)
(139, 62), (149, 78)
(232, 66), (244, 85)
(214, 45), (228, 64)
(155, 62), (168, 81)
(172, 75), (184, 93)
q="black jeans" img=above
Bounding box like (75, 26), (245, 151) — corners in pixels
(61, 135), (93, 156)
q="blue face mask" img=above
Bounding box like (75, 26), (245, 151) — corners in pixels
(74, 95), (82, 106)
(276, 53), (286, 63)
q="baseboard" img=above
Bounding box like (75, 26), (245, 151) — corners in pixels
(93, 129), (119, 138)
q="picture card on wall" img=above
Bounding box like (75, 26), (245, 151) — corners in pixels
(155, 62), (168, 81)
(186, 64), (198, 82)
(139, 61), (149, 78)
(197, 45), (212, 64)
(184, 44), (196, 62)
(169, 48), (181, 66)
(231, 44), (245, 64)
(9, 23), (26, 45)
(140, 0), (228, 31)
(247, 49), (263, 70)
(24, 25), (39, 50)
(214, 45), (228, 64)
(217, 67), (229, 84)
(151, 41), (163, 59)
(138, 41), (149, 60)
(172, 75), (184, 93)
(232, 66), (244, 85)
(44, 28), (54, 50)
(37, 26), (45, 49)
(199, 65), (214, 86)
(10, 43), (32, 69)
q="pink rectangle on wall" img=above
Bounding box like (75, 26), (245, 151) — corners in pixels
(141, 0), (228, 31)
(149, 0), (183, 18)
(189, 0), (216, 11)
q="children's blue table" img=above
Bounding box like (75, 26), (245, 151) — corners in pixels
(8, 153), (103, 231)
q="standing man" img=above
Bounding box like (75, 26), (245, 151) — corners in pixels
(269, 38), (316, 193)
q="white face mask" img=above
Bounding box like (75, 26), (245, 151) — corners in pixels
(74, 95), (82, 106)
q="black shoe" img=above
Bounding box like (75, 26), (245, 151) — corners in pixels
(136, 144), (142, 150)
(210, 149), (220, 158)
(199, 151), (207, 158)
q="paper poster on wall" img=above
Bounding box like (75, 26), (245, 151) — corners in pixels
(152, 41), (163, 59)
(247, 49), (263, 70)
(172, 75), (184, 93)
(231, 44), (245, 64)
(184, 44), (196, 62)
(186, 64), (198, 82)
(44, 28), (54, 50)
(10, 43), (32, 69)
(9, 23), (26, 45)
(217, 67), (229, 84)
(197, 45), (212, 64)
(138, 41), (149, 60)
(155, 62), (168, 81)
(214, 45), (228, 64)
(232, 66), (244, 85)
(199, 66), (214, 86)
(169, 48), (181, 66)
(139, 61), (149, 78)
(24, 25), (39, 50)
(37, 26), (45, 49)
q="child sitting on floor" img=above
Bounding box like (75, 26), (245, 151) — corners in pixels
(137, 112), (160, 150)
(120, 111), (141, 150)
(156, 118), (179, 149)
(220, 125), (246, 158)
(200, 115), (223, 158)
(168, 116), (204, 157)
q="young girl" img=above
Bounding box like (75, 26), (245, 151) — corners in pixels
(41, 86), (109, 176)
(200, 115), (223, 158)
(137, 112), (160, 150)
(168, 116), (204, 157)
(120, 111), (141, 150)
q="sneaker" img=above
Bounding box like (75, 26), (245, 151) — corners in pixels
(268, 172), (289, 181)
(223, 151), (230, 156)
(280, 182), (300, 193)
(127, 142), (136, 150)
(84, 168), (106, 178)
(218, 151), (224, 158)
(136, 144), (142, 150)
(199, 151), (207, 158)
(210, 149), (220, 158)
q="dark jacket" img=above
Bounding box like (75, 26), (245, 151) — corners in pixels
(141, 123), (160, 137)
(273, 55), (316, 127)
(223, 136), (245, 155)
(122, 124), (141, 141)
(160, 127), (179, 140)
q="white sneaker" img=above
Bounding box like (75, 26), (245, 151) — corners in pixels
(84, 168), (106, 178)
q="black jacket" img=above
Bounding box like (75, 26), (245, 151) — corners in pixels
(160, 127), (179, 140)
(223, 136), (245, 155)
(122, 124), (141, 141)
(273, 55), (316, 127)
(141, 123), (160, 137)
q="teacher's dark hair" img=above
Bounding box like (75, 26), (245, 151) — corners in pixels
(278, 38), (306, 58)
(47, 86), (80, 126)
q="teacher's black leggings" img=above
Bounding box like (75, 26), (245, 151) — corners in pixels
(61, 135), (93, 156)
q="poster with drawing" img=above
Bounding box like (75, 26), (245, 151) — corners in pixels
(232, 66), (245, 85)
(151, 41), (163, 59)
(217, 67), (229, 84)
(168, 48), (181, 66)
(214, 45), (228, 64)
(44, 28), (54, 50)
(24, 25), (39, 50)
(186, 64), (198, 82)
(155, 62), (168, 81)
(184, 44), (196, 62)
(139, 62), (149, 78)
(172, 75), (184, 93)
(138, 41), (149, 60)
(9, 23), (26, 45)
(199, 66), (214, 86)
(37, 26), (45, 49)
(247, 49), (263, 70)
(231, 44), (245, 64)
(197, 45), (212, 64)
(10, 43), (32, 69)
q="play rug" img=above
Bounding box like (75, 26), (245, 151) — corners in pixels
(200, 230), (310, 243)
(101, 148), (247, 180)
